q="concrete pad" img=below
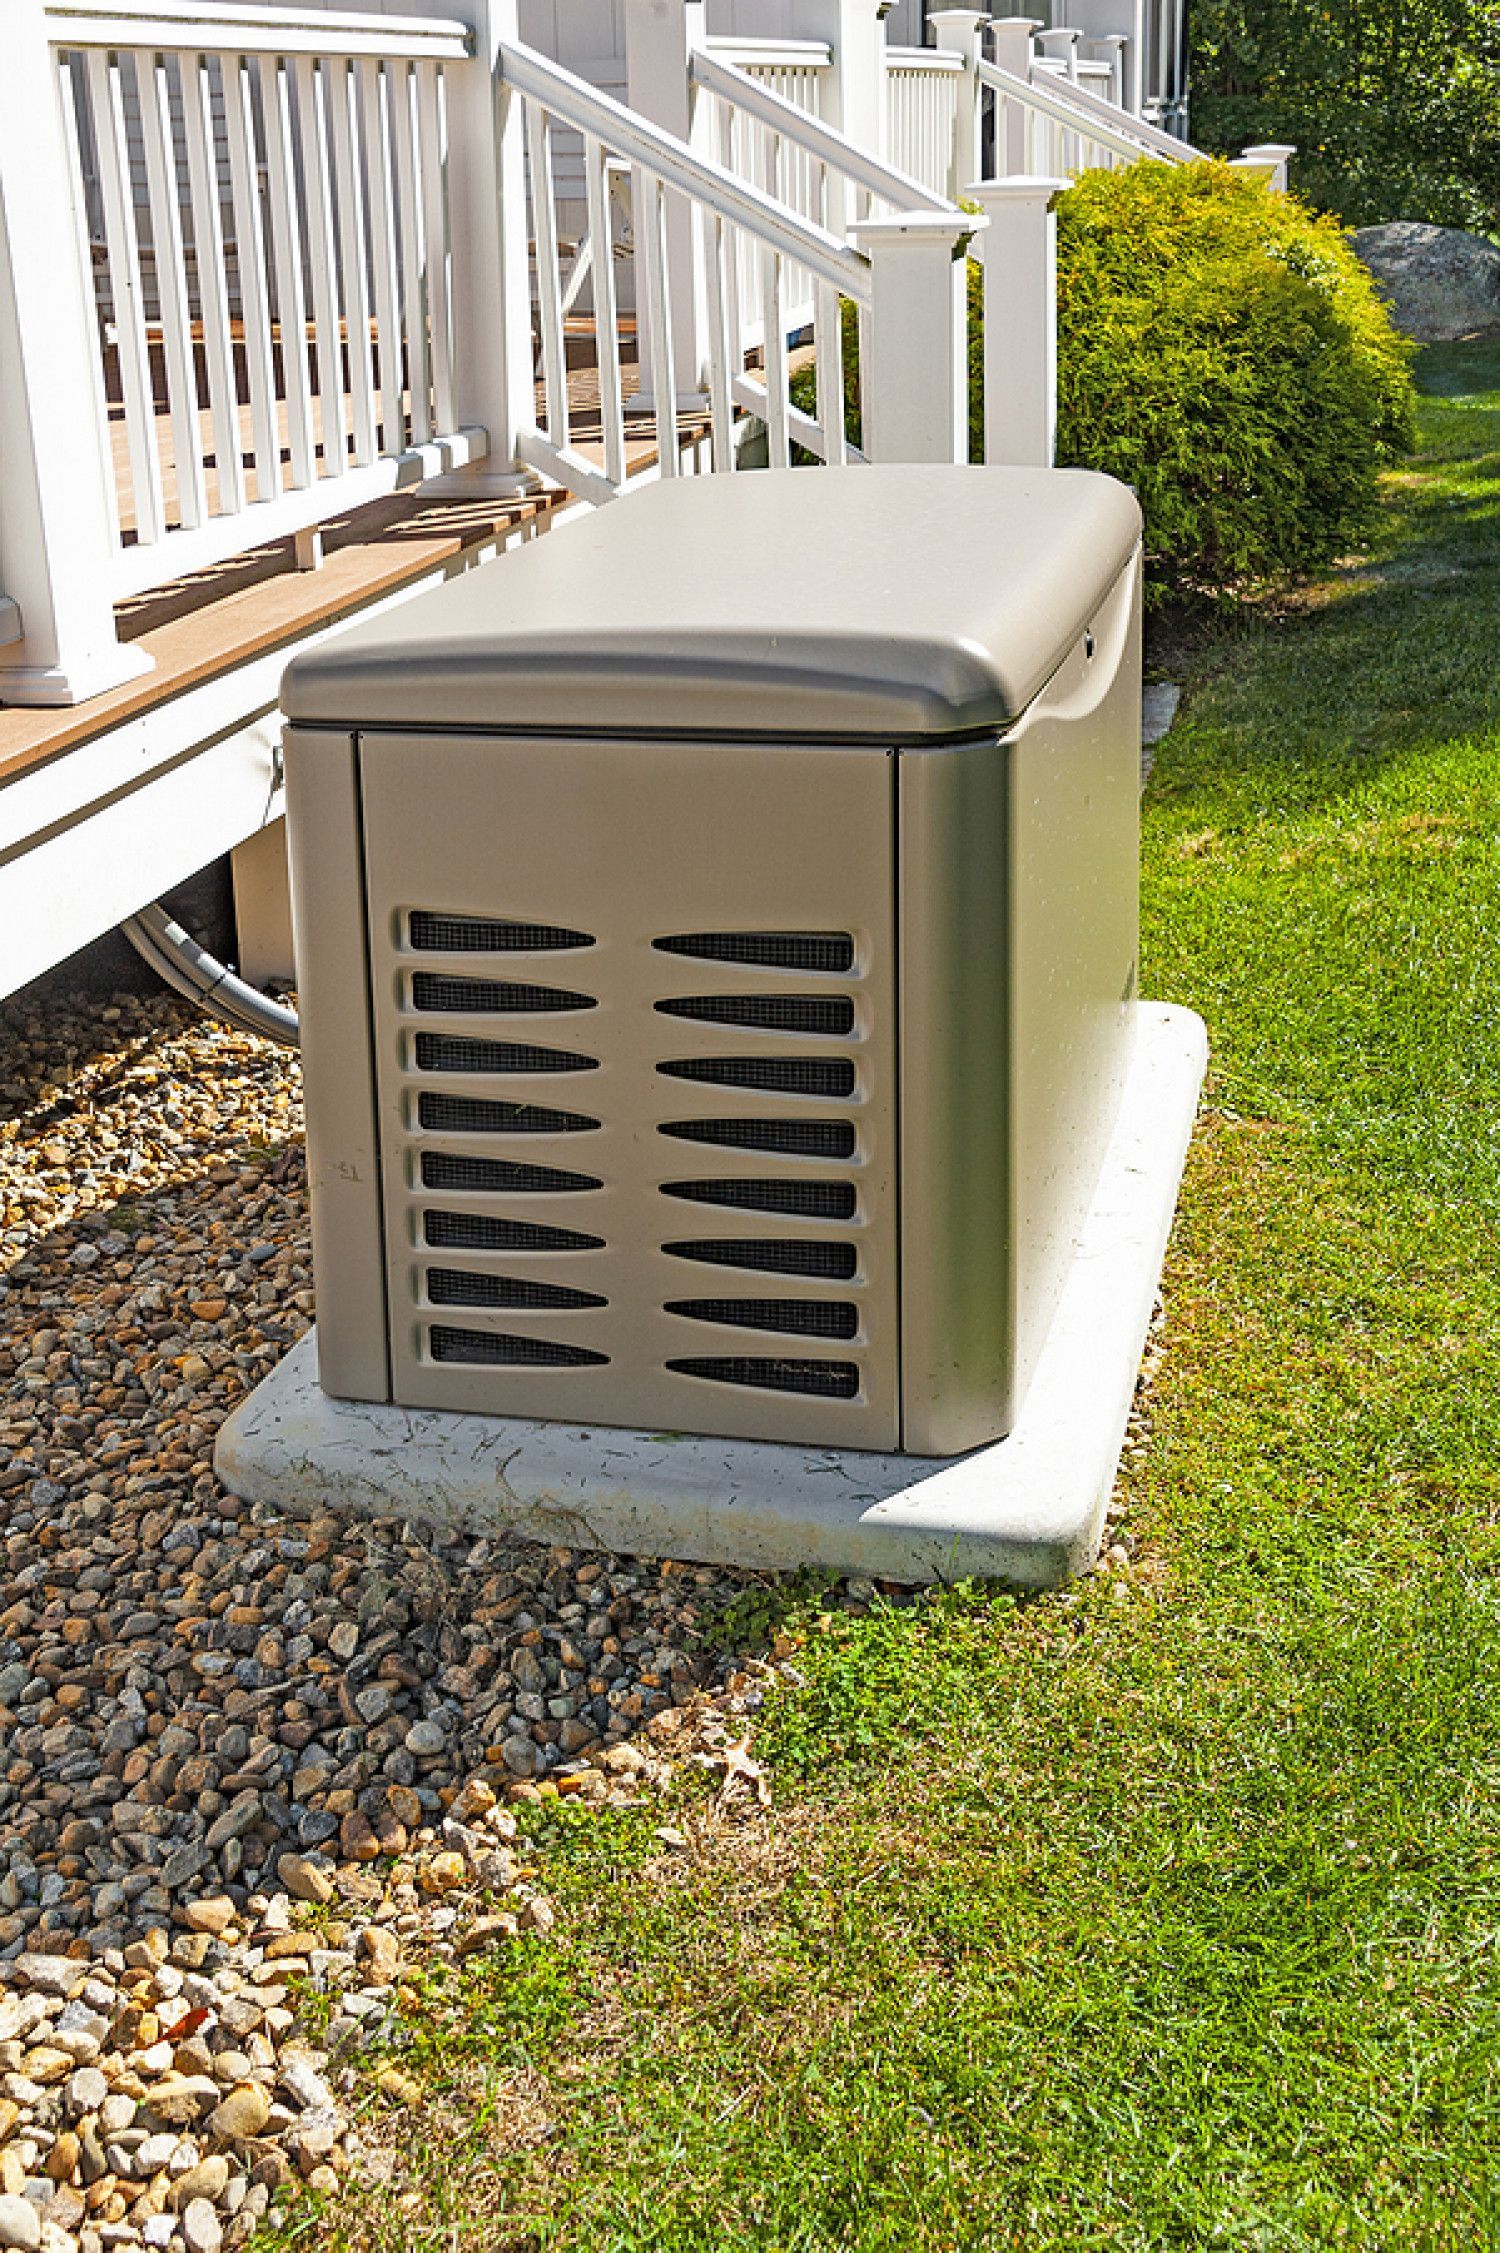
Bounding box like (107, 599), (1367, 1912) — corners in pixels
(215, 1002), (1208, 1586)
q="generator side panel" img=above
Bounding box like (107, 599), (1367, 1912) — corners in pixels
(1005, 549), (1143, 1412)
(896, 735), (1015, 1458)
(896, 548), (1142, 1457)
(282, 725), (392, 1403)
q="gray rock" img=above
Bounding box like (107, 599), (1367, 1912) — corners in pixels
(1353, 221), (1500, 342)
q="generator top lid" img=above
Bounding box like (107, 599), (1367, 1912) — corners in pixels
(281, 465), (1142, 741)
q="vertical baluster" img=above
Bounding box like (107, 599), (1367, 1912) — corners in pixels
(525, 99), (568, 450)
(294, 56), (346, 476)
(224, 53), (281, 501)
(136, 51), (206, 531)
(814, 279), (845, 467)
(390, 61), (432, 447)
(701, 202), (735, 473)
(261, 56), (315, 489)
(86, 49), (166, 545)
(56, 56), (122, 548)
(762, 247), (789, 470)
(181, 50), (244, 515)
(637, 172), (677, 477)
(327, 56), (377, 466)
(415, 61), (454, 436)
(359, 59), (405, 454)
(583, 132), (624, 489)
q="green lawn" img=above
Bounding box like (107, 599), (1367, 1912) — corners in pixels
(291, 340), (1500, 2253)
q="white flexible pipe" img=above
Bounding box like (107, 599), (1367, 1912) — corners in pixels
(120, 902), (301, 1050)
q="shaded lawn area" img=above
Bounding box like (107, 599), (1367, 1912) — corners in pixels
(295, 340), (1500, 2253)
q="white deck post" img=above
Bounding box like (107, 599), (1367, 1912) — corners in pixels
(804, 0), (893, 198)
(443, 0), (538, 489)
(966, 175), (1067, 468)
(0, 1), (152, 707)
(625, 0), (707, 406)
(1235, 142), (1296, 190)
(986, 19), (1041, 178)
(929, 10), (986, 204)
(848, 211), (980, 464)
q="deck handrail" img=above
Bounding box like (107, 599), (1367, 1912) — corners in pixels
(977, 54), (1187, 167)
(43, 1), (471, 60)
(690, 46), (953, 217)
(499, 39), (871, 301)
(1021, 56), (1201, 163)
(700, 36), (833, 75)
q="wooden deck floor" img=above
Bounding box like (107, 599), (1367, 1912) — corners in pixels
(1, 342), (708, 792)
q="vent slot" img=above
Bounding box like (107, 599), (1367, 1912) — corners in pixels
(663, 1239), (857, 1280)
(421, 1152), (601, 1195)
(424, 1212), (604, 1254)
(410, 912), (592, 953)
(427, 1269), (605, 1312)
(666, 1298), (858, 1339)
(430, 1326), (608, 1368)
(656, 995), (855, 1036)
(659, 1119), (856, 1160)
(665, 1356), (860, 1399)
(653, 933), (854, 974)
(660, 1178), (857, 1220)
(411, 973), (596, 1015)
(414, 1034), (597, 1075)
(658, 1057), (856, 1099)
(417, 1093), (599, 1136)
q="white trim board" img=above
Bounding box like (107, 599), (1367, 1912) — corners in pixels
(216, 1003), (1209, 1588)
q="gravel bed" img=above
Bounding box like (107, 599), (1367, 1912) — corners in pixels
(0, 992), (776, 2252)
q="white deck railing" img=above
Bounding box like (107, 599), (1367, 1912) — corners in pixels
(884, 45), (964, 201)
(52, 1), (486, 599)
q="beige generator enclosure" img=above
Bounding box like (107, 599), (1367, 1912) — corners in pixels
(279, 467), (1143, 1459)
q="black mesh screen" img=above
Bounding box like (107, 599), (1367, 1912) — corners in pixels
(658, 1057), (856, 1099)
(430, 1326), (608, 1368)
(659, 1119), (856, 1159)
(665, 1356), (860, 1399)
(665, 1298), (858, 1339)
(414, 1034), (598, 1075)
(660, 1178), (857, 1220)
(420, 1152), (601, 1195)
(653, 933), (854, 973)
(411, 973), (596, 1014)
(427, 1269), (605, 1311)
(417, 1093), (599, 1136)
(424, 1211), (604, 1254)
(655, 995), (855, 1035)
(409, 912), (593, 953)
(662, 1239), (857, 1279)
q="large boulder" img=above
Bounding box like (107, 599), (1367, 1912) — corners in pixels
(1352, 221), (1500, 342)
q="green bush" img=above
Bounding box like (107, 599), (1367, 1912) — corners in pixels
(1051, 162), (1417, 602)
(792, 162), (1415, 606)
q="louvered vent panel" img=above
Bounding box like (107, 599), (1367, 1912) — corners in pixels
(411, 973), (596, 1015)
(663, 1239), (858, 1279)
(658, 1057), (856, 1098)
(409, 912), (593, 952)
(654, 932), (854, 973)
(656, 995), (855, 1035)
(660, 1178), (858, 1220)
(414, 1034), (598, 1075)
(666, 1298), (858, 1339)
(424, 1212), (604, 1254)
(421, 1152), (602, 1195)
(660, 1118), (856, 1159)
(431, 1326), (608, 1368)
(665, 1356), (861, 1399)
(427, 1269), (606, 1311)
(417, 1094), (600, 1136)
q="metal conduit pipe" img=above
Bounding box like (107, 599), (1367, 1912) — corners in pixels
(120, 902), (301, 1050)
